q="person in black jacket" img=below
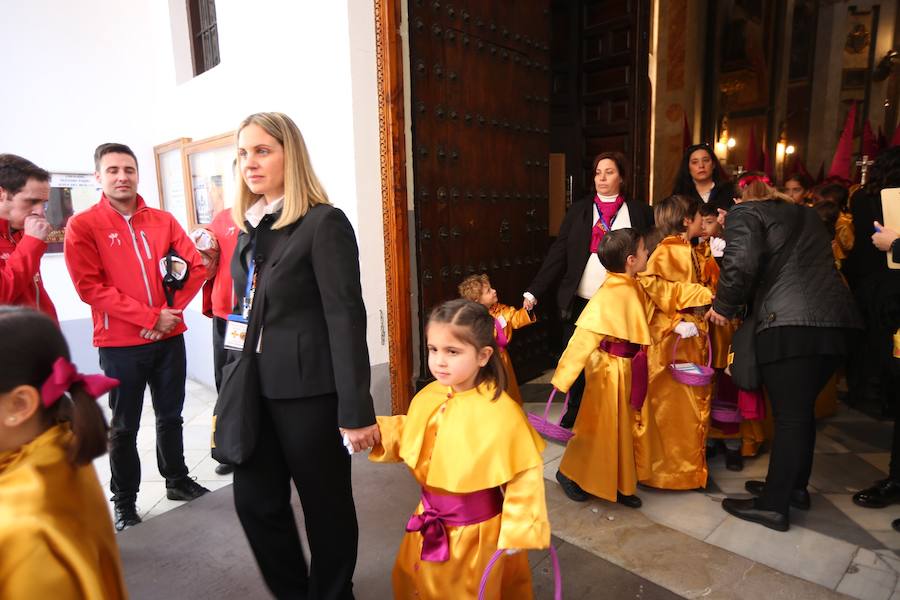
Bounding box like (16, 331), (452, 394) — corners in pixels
(229, 112), (377, 599)
(707, 173), (862, 532)
(844, 147), (900, 527)
(671, 143), (736, 212)
(525, 152), (654, 427)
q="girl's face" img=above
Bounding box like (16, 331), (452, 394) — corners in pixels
(426, 322), (492, 393)
(784, 180), (807, 204)
(688, 149), (714, 183)
(594, 158), (622, 197)
(684, 211), (703, 239)
(238, 123), (286, 203)
(478, 283), (498, 307)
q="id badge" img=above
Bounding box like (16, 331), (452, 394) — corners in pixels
(224, 314), (248, 351)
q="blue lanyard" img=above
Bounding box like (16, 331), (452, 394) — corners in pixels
(241, 241), (257, 320)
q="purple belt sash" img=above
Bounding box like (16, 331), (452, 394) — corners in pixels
(406, 487), (503, 562)
(598, 340), (648, 410)
(599, 340), (640, 358)
(494, 318), (509, 349)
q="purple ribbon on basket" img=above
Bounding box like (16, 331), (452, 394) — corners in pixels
(406, 487), (503, 562)
(494, 318), (509, 349)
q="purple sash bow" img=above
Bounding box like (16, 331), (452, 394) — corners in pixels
(406, 487), (503, 562)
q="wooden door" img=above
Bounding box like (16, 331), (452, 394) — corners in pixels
(577, 0), (652, 201)
(408, 0), (553, 384)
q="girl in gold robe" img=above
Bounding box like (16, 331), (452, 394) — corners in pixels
(459, 274), (536, 403)
(371, 299), (550, 600)
(0, 308), (126, 600)
(552, 230), (712, 507)
(635, 195), (715, 490)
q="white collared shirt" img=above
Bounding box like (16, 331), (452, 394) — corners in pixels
(576, 197), (631, 299)
(245, 196), (285, 229)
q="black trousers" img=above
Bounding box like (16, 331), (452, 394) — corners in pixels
(233, 394), (357, 600)
(560, 296), (589, 423)
(98, 335), (189, 506)
(212, 316), (228, 391)
(758, 354), (841, 514)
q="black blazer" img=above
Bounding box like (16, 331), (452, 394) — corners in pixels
(527, 197), (654, 310)
(686, 180), (737, 212)
(232, 204), (375, 429)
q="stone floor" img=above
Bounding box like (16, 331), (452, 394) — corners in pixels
(98, 377), (900, 599)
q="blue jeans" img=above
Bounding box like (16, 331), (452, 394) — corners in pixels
(99, 334), (189, 506)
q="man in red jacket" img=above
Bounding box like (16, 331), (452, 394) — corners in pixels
(64, 143), (208, 531)
(0, 154), (56, 320)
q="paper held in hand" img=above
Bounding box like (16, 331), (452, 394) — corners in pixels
(882, 187), (900, 269)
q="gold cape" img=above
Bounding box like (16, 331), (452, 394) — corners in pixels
(635, 235), (715, 490)
(489, 303), (536, 404)
(370, 382), (550, 599)
(0, 425), (127, 600)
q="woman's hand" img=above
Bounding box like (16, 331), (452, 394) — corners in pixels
(872, 221), (899, 252)
(705, 307), (729, 326)
(340, 424), (381, 453)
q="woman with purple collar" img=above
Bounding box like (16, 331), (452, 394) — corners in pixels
(525, 152), (654, 427)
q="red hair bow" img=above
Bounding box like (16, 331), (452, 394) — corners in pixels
(738, 174), (772, 189)
(40, 357), (120, 408)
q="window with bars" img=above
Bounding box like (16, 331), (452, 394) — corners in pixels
(188, 0), (220, 76)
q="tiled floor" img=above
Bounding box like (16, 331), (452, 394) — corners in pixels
(99, 376), (899, 600)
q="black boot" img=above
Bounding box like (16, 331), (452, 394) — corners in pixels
(556, 470), (589, 502)
(725, 448), (744, 472)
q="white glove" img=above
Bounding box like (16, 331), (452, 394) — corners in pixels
(674, 321), (699, 339)
(342, 432), (355, 455)
(709, 237), (726, 258)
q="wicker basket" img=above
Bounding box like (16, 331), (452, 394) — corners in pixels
(668, 332), (715, 386)
(527, 389), (574, 443)
(479, 545), (561, 600)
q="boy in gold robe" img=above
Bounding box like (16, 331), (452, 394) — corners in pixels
(635, 195), (715, 490)
(553, 229), (712, 507)
(459, 274), (536, 404)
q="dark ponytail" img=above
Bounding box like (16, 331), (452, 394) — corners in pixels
(427, 299), (508, 400)
(0, 307), (109, 465)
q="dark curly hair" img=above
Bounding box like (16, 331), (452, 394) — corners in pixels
(865, 146), (900, 192)
(671, 143), (730, 196)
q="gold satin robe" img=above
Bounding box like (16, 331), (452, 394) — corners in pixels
(635, 235), (715, 490)
(0, 425), (127, 600)
(489, 303), (536, 404)
(695, 242), (766, 457)
(370, 382), (550, 599)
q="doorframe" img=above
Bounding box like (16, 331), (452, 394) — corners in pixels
(374, 0), (414, 414)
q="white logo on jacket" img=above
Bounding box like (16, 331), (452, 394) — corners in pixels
(227, 226), (236, 236)
(108, 232), (122, 247)
(0, 253), (8, 261)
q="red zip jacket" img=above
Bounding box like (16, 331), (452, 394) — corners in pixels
(0, 219), (58, 322)
(64, 194), (206, 347)
(201, 209), (239, 320)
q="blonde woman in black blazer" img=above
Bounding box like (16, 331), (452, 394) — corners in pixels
(229, 112), (378, 600)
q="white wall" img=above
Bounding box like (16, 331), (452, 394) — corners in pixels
(0, 1), (389, 377)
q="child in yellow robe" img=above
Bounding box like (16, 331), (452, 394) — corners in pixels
(697, 205), (766, 469)
(370, 299), (550, 600)
(635, 195), (715, 490)
(459, 274), (536, 404)
(552, 229), (712, 507)
(0, 307), (126, 599)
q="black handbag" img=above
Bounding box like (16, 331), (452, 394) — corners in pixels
(210, 285), (266, 465)
(729, 206), (804, 391)
(211, 222), (297, 465)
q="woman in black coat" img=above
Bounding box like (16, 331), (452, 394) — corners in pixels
(707, 173), (861, 532)
(671, 143), (736, 212)
(229, 112), (378, 599)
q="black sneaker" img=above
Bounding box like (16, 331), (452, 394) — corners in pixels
(114, 504), (142, 532)
(556, 470), (590, 502)
(166, 477), (210, 501)
(214, 463), (234, 476)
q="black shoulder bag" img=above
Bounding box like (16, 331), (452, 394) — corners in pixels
(211, 223), (297, 465)
(729, 206), (804, 391)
